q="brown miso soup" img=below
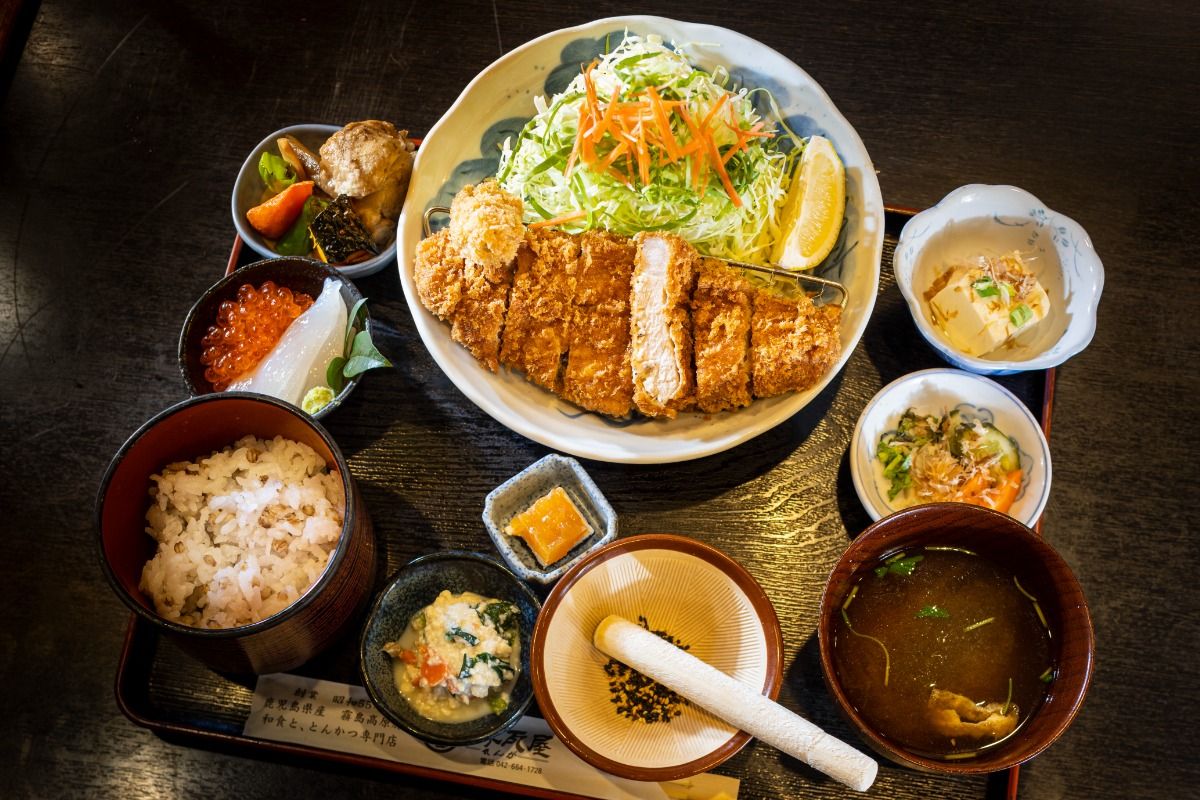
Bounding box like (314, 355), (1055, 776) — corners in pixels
(832, 547), (1053, 758)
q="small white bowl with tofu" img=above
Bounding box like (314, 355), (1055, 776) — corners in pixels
(894, 185), (1104, 375)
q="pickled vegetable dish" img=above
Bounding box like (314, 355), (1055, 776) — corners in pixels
(877, 408), (1023, 514)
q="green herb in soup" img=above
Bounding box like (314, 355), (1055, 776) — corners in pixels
(832, 547), (1053, 758)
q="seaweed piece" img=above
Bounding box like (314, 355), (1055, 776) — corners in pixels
(310, 195), (378, 265)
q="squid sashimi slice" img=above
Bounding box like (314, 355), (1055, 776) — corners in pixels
(228, 278), (347, 406)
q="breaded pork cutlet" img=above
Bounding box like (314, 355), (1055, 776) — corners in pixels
(562, 231), (636, 417)
(499, 228), (580, 392)
(630, 232), (698, 418)
(413, 228), (463, 319)
(691, 259), (753, 413)
(750, 289), (842, 397)
(412, 227), (514, 371)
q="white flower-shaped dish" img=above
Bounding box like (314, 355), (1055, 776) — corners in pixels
(894, 184), (1104, 375)
(850, 369), (1051, 527)
(396, 16), (884, 463)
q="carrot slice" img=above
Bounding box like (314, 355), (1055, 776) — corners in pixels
(246, 180), (314, 239)
(984, 470), (1023, 514)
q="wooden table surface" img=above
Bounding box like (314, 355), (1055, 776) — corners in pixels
(1, 2), (1196, 799)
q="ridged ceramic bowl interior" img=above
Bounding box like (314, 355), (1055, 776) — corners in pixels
(894, 184), (1104, 375)
(531, 534), (783, 781)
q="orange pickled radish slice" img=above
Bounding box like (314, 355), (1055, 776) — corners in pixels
(504, 486), (594, 567)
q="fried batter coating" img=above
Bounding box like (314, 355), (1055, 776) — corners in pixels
(750, 289), (841, 398)
(449, 180), (525, 281)
(692, 259), (753, 414)
(499, 228), (580, 391)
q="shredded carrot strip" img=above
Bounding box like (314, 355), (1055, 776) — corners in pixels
(705, 133), (741, 206)
(562, 65), (768, 205)
(529, 210), (588, 228)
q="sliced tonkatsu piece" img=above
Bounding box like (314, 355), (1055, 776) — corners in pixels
(750, 289), (842, 398)
(499, 228), (580, 392)
(630, 232), (698, 418)
(451, 261), (514, 372)
(412, 226), (514, 372)
(691, 259), (753, 414)
(412, 228), (463, 320)
(562, 231), (636, 417)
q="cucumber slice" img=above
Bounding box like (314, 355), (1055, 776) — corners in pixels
(963, 423), (1021, 472)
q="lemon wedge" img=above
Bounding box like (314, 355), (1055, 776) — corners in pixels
(770, 135), (846, 270)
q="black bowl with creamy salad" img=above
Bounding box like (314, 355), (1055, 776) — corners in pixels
(358, 551), (540, 745)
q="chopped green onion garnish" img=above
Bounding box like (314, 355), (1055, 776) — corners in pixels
(916, 604), (950, 619)
(1039, 667), (1055, 683)
(1010, 303), (1034, 327)
(972, 277), (999, 298)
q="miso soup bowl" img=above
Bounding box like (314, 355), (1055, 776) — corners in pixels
(817, 503), (1094, 774)
(96, 393), (377, 674)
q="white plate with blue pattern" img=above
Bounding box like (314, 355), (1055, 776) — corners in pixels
(397, 16), (884, 463)
(850, 368), (1051, 527)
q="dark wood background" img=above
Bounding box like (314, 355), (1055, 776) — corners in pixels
(1, 2), (1196, 799)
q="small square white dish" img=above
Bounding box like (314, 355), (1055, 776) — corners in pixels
(483, 454), (617, 584)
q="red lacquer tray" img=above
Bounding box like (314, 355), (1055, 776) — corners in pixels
(116, 205), (1055, 799)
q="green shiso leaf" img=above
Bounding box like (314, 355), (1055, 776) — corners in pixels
(343, 329), (392, 378)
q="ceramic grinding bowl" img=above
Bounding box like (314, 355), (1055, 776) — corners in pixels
(531, 534), (783, 781)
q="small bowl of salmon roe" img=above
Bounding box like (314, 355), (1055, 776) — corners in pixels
(179, 257), (368, 419)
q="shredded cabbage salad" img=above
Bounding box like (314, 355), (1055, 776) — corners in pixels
(497, 33), (800, 263)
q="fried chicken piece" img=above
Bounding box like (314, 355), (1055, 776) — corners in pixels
(561, 231), (635, 417)
(630, 233), (698, 418)
(449, 180), (525, 282)
(412, 227), (514, 371)
(750, 288), (842, 398)
(691, 259), (753, 414)
(499, 228), (580, 391)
